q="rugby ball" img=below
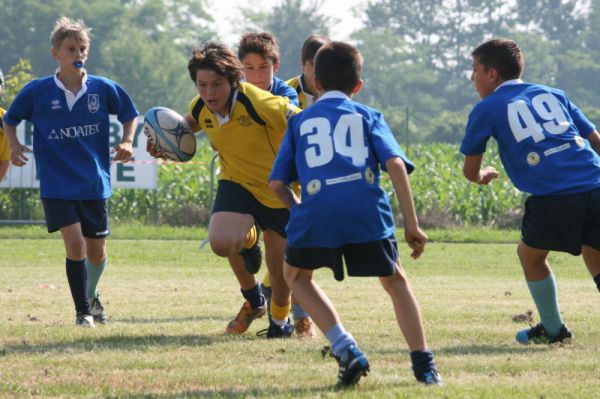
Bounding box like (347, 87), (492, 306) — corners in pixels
(143, 107), (196, 162)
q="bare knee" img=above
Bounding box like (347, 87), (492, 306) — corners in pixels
(517, 241), (551, 280)
(85, 238), (106, 264)
(284, 263), (310, 288)
(64, 236), (86, 260)
(209, 232), (244, 257)
(87, 248), (106, 264)
(380, 265), (408, 293)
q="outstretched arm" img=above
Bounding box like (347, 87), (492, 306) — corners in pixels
(386, 156), (427, 259)
(463, 154), (499, 185)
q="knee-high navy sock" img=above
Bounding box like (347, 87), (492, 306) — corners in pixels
(594, 274), (600, 292)
(410, 350), (437, 378)
(66, 259), (90, 314)
(241, 284), (264, 309)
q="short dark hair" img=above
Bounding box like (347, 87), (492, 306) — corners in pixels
(315, 41), (362, 94)
(238, 31), (280, 64)
(301, 34), (330, 64)
(472, 38), (524, 80)
(188, 42), (244, 85)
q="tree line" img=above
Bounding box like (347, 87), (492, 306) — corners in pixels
(1, 0), (599, 144)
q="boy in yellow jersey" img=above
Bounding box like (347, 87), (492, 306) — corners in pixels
(286, 34), (331, 110)
(0, 69), (10, 181)
(149, 42), (299, 337)
(237, 31), (315, 337)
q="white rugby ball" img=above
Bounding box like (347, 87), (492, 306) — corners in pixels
(143, 107), (196, 162)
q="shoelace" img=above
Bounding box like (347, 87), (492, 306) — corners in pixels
(321, 345), (335, 358)
(256, 328), (269, 337)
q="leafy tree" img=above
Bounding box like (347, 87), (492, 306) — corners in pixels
(0, 0), (216, 114)
(353, 28), (445, 137)
(0, 59), (37, 107)
(362, 0), (514, 79)
(238, 0), (331, 81)
(96, 28), (196, 113)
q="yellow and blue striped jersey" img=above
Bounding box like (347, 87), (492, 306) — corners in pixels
(188, 82), (300, 208)
(0, 108), (10, 161)
(285, 75), (315, 110)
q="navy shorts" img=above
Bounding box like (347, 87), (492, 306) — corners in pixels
(42, 198), (110, 238)
(285, 235), (399, 281)
(212, 180), (289, 237)
(521, 187), (600, 255)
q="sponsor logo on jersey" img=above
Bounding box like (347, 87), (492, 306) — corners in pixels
(88, 94), (99, 113)
(306, 179), (321, 195)
(237, 115), (252, 127)
(325, 172), (362, 185)
(48, 123), (101, 140)
(51, 99), (61, 110)
(544, 143), (571, 157)
(526, 152), (540, 166)
(364, 167), (375, 184)
(204, 118), (213, 129)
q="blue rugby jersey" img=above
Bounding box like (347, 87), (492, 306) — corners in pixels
(4, 74), (138, 199)
(270, 91), (413, 248)
(461, 81), (600, 195)
(270, 76), (299, 106)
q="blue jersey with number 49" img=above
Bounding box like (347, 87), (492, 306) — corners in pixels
(270, 91), (413, 248)
(461, 81), (600, 195)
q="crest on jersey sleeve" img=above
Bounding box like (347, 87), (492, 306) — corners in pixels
(88, 94), (99, 113)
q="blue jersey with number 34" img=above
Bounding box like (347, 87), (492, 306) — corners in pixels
(270, 91), (413, 248)
(461, 81), (600, 195)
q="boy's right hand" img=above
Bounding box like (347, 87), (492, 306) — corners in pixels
(405, 226), (428, 259)
(10, 143), (31, 166)
(478, 166), (499, 185)
(146, 140), (165, 159)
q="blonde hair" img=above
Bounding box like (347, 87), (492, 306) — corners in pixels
(50, 16), (91, 49)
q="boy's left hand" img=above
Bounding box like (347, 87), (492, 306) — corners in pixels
(405, 227), (428, 259)
(112, 142), (133, 162)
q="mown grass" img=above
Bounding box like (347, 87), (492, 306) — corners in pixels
(0, 223), (519, 243)
(0, 230), (598, 398)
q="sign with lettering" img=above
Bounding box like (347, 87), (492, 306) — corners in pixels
(0, 116), (157, 189)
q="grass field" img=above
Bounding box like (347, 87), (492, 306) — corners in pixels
(1, 227), (599, 398)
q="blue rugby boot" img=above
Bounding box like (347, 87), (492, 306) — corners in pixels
(416, 370), (443, 386)
(516, 323), (573, 345)
(335, 345), (370, 386)
(256, 317), (294, 339)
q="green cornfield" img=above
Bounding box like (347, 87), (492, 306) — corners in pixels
(0, 141), (526, 228)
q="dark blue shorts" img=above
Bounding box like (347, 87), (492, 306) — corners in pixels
(285, 235), (399, 281)
(212, 180), (289, 237)
(521, 187), (600, 255)
(42, 198), (110, 238)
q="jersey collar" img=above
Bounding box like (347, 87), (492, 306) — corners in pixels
(54, 67), (88, 111)
(316, 90), (350, 102)
(495, 79), (523, 92)
(215, 86), (238, 126)
(299, 74), (314, 96)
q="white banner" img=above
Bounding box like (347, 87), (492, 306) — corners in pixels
(0, 116), (157, 189)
